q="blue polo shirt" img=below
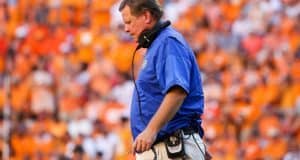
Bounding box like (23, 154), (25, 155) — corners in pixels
(130, 26), (204, 141)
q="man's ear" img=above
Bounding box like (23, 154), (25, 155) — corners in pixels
(143, 10), (153, 24)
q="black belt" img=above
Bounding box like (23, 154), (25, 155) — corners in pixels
(181, 126), (199, 135)
(153, 126), (199, 145)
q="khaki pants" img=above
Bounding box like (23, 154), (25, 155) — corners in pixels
(136, 133), (206, 160)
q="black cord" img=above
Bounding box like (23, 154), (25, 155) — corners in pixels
(151, 146), (157, 160)
(191, 133), (206, 159)
(131, 47), (148, 126)
(132, 47), (158, 160)
(131, 47), (169, 135)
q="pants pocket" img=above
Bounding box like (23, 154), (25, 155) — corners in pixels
(183, 133), (206, 160)
(135, 149), (156, 160)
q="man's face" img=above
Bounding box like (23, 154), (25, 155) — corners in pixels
(121, 5), (147, 42)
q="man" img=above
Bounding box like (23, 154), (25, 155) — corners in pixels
(119, 0), (210, 159)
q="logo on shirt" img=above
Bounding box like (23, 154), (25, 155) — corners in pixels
(142, 59), (147, 69)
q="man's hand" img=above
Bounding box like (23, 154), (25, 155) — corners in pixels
(133, 128), (157, 153)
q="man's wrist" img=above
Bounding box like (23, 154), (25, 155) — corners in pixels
(145, 125), (159, 135)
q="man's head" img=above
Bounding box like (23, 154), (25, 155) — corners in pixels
(119, 0), (163, 42)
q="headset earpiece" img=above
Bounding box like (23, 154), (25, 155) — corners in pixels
(137, 20), (171, 49)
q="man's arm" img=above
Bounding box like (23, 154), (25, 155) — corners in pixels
(133, 85), (187, 153)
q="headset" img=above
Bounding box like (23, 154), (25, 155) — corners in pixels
(137, 20), (171, 49)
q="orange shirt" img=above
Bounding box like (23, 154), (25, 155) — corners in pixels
(10, 79), (30, 112)
(108, 42), (140, 74)
(262, 138), (287, 159)
(11, 134), (36, 158)
(281, 82), (300, 108)
(258, 114), (280, 139)
(242, 138), (261, 160)
(221, 1), (242, 22)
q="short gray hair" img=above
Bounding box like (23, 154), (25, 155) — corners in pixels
(119, 0), (163, 20)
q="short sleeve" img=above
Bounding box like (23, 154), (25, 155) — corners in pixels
(156, 37), (191, 94)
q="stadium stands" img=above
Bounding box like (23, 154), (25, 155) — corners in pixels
(0, 0), (299, 159)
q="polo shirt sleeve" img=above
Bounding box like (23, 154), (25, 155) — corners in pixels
(156, 37), (191, 94)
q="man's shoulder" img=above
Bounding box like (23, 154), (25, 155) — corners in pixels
(155, 27), (187, 46)
(159, 27), (182, 40)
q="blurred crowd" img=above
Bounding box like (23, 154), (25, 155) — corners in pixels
(0, 0), (299, 159)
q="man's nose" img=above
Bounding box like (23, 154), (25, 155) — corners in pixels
(124, 25), (130, 33)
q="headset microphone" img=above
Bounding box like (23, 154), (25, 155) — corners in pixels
(137, 20), (171, 49)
